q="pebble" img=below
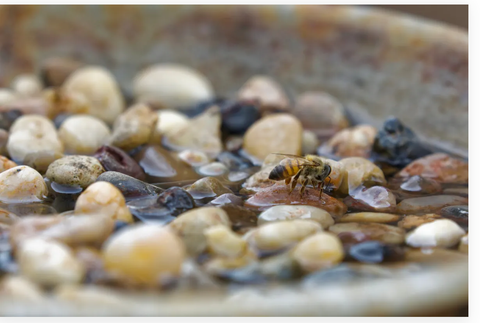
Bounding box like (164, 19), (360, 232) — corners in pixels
(220, 204), (258, 233)
(243, 113), (303, 161)
(95, 171), (163, 201)
(156, 187), (195, 217)
(338, 212), (400, 224)
(338, 157), (387, 195)
(0, 88), (17, 106)
(2, 203), (56, 217)
(9, 215), (61, 249)
(0, 96), (51, 117)
(177, 149), (210, 168)
(302, 130), (320, 155)
(328, 223), (405, 244)
(62, 65), (125, 124)
(396, 153), (468, 184)
(43, 87), (91, 117)
(292, 232), (344, 272)
(94, 145), (146, 180)
(186, 177), (233, 199)
(153, 110), (190, 141)
(439, 205), (468, 225)
(443, 187), (468, 197)
(258, 205), (334, 229)
(242, 166), (276, 193)
(102, 224), (186, 286)
(405, 219), (466, 248)
(17, 238), (85, 287)
(23, 151), (64, 174)
(46, 155), (105, 189)
(169, 207), (231, 256)
(135, 145), (200, 183)
(0, 110), (22, 131)
(245, 183), (347, 217)
(164, 106), (223, 157)
(40, 56), (84, 87)
(388, 175), (442, 199)
(237, 75), (290, 114)
(204, 225), (247, 258)
(320, 125), (377, 158)
(246, 219), (322, 253)
(0, 155), (17, 173)
(7, 115), (63, 163)
(58, 115), (111, 154)
(133, 64), (214, 111)
(11, 74), (42, 98)
(228, 171), (251, 183)
(74, 181), (133, 223)
(348, 241), (404, 264)
(343, 186), (397, 213)
(397, 214), (441, 230)
(225, 135), (244, 152)
(458, 235), (468, 253)
(203, 249), (258, 279)
(0, 208), (20, 225)
(396, 195), (468, 215)
(198, 162), (229, 177)
(0, 275), (45, 301)
(0, 166), (48, 203)
(0, 129), (7, 155)
(127, 196), (174, 224)
(293, 91), (349, 137)
(210, 193), (244, 206)
(220, 99), (261, 134)
(109, 103), (158, 151)
(217, 151), (253, 171)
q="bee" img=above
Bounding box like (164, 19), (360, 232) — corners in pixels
(268, 153), (332, 199)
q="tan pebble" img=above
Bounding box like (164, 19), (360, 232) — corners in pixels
(243, 113), (302, 161)
(0, 155), (17, 173)
(0, 166), (47, 203)
(169, 207), (231, 256)
(43, 88), (91, 117)
(133, 63), (214, 111)
(63, 65), (125, 124)
(329, 222), (405, 244)
(186, 177), (233, 199)
(110, 103), (158, 151)
(59, 115), (111, 154)
(458, 234), (468, 253)
(242, 165), (276, 193)
(153, 110), (190, 141)
(17, 238), (85, 287)
(177, 149), (210, 167)
(11, 74), (42, 98)
(102, 224), (186, 285)
(46, 155), (105, 189)
(237, 75), (290, 114)
(0, 275), (45, 301)
(293, 232), (344, 272)
(397, 214), (441, 230)
(338, 212), (400, 224)
(74, 181), (133, 223)
(338, 157), (386, 195)
(247, 219), (322, 252)
(302, 130), (320, 155)
(204, 225), (247, 258)
(258, 205), (334, 229)
(322, 125), (377, 158)
(203, 249), (257, 275)
(23, 151), (64, 174)
(405, 219), (466, 248)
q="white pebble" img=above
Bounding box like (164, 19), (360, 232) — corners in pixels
(58, 115), (111, 154)
(258, 205), (334, 229)
(11, 74), (42, 98)
(0, 166), (47, 203)
(406, 219), (466, 248)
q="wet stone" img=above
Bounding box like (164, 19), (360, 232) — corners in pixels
(338, 212), (400, 224)
(220, 99), (261, 135)
(242, 166), (276, 193)
(397, 214), (442, 230)
(217, 151), (254, 171)
(220, 204), (258, 233)
(94, 145), (146, 181)
(245, 183), (347, 218)
(338, 157), (386, 196)
(156, 187), (195, 217)
(186, 177), (233, 200)
(177, 150), (210, 168)
(438, 205), (468, 228)
(344, 186), (397, 213)
(293, 232), (344, 272)
(1, 203), (57, 217)
(328, 223), (405, 244)
(347, 241), (405, 264)
(134, 145), (200, 183)
(388, 175), (442, 199)
(96, 171), (163, 201)
(210, 194), (244, 206)
(258, 205), (334, 229)
(443, 187), (468, 197)
(396, 195), (468, 215)
(46, 155), (105, 189)
(198, 162), (229, 177)
(127, 196), (174, 225)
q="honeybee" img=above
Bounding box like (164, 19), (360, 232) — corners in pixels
(268, 153), (332, 199)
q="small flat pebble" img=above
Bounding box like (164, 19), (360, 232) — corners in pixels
(211, 193), (244, 206)
(177, 149), (210, 167)
(220, 204), (258, 233)
(344, 186), (397, 213)
(348, 241), (404, 264)
(258, 205), (334, 229)
(321, 125), (377, 158)
(186, 177), (233, 199)
(153, 110), (190, 140)
(405, 219), (466, 248)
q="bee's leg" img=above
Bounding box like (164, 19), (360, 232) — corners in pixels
(289, 171), (302, 195)
(285, 177), (291, 186)
(300, 178), (310, 197)
(317, 182), (324, 201)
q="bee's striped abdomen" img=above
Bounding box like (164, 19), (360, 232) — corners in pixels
(268, 158), (301, 180)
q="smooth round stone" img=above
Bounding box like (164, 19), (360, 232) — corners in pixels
(58, 115), (111, 155)
(178, 149), (210, 167)
(102, 224), (186, 286)
(243, 114), (302, 161)
(205, 225), (247, 258)
(458, 235), (468, 253)
(153, 110), (190, 140)
(109, 103), (158, 151)
(396, 195), (468, 215)
(397, 214), (441, 230)
(63, 66), (125, 124)
(302, 130), (320, 155)
(0, 155), (17, 173)
(220, 204), (258, 233)
(246, 220), (322, 252)
(329, 223), (406, 244)
(169, 207), (231, 256)
(95, 171), (163, 201)
(321, 125), (377, 159)
(17, 238), (85, 287)
(46, 155), (105, 189)
(237, 75), (290, 114)
(133, 64), (214, 111)
(396, 153), (468, 184)
(293, 91), (349, 136)
(338, 157), (386, 195)
(40, 56), (83, 87)
(0, 275), (45, 301)
(400, 175), (438, 192)
(23, 151), (64, 174)
(338, 212), (400, 224)
(258, 205), (334, 229)
(74, 181), (133, 223)
(344, 186), (397, 213)
(156, 187), (195, 217)
(163, 106), (222, 157)
(11, 74), (42, 98)
(220, 100), (260, 134)
(94, 145), (146, 180)
(405, 219), (466, 248)
(348, 241), (404, 264)
(211, 193), (243, 206)
(293, 232), (344, 272)
(186, 177), (233, 199)
(42, 87), (91, 117)
(198, 162), (228, 177)
(245, 183), (347, 218)
(0, 166), (47, 203)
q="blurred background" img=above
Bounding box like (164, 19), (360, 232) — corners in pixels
(376, 5), (468, 30)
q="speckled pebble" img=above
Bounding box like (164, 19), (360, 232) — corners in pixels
(46, 155), (105, 189)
